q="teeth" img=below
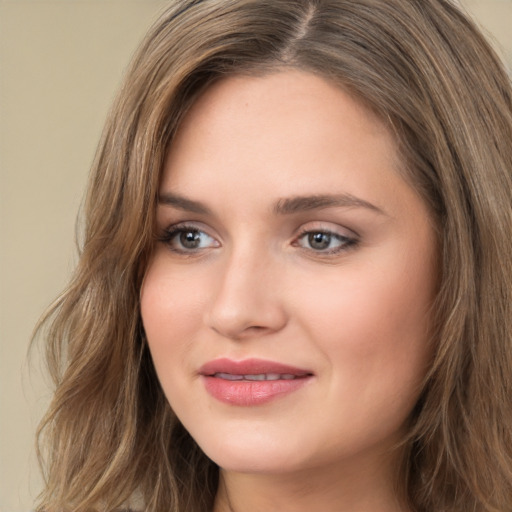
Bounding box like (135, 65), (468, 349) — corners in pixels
(213, 372), (297, 381)
(215, 373), (244, 381)
(244, 374), (266, 381)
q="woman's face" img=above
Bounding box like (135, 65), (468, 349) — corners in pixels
(141, 70), (438, 476)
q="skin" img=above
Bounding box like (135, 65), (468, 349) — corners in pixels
(140, 69), (438, 512)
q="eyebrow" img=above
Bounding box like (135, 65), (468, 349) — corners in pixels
(159, 193), (212, 215)
(158, 192), (385, 216)
(273, 194), (385, 216)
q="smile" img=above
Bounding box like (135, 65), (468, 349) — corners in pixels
(199, 358), (313, 406)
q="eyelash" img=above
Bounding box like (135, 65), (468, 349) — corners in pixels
(158, 223), (218, 254)
(293, 227), (358, 255)
(158, 223), (359, 256)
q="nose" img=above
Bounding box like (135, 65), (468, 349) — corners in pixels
(204, 247), (288, 340)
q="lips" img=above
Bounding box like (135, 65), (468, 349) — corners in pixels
(199, 358), (313, 406)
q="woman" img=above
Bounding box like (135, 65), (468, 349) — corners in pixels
(35, 0), (512, 511)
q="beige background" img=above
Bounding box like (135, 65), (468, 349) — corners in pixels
(0, 1), (511, 511)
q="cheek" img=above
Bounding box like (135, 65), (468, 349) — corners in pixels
(290, 248), (436, 395)
(140, 256), (207, 377)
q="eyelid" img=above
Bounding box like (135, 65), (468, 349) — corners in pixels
(294, 221), (359, 240)
(292, 222), (360, 255)
(158, 220), (217, 237)
(158, 221), (221, 253)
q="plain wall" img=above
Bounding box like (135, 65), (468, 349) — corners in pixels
(0, 1), (511, 511)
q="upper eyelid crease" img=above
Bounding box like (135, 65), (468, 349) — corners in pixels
(158, 192), (386, 217)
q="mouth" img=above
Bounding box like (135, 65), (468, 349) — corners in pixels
(199, 358), (313, 406)
(199, 357), (312, 377)
(212, 372), (306, 381)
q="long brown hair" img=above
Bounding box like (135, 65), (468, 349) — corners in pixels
(35, 1), (512, 511)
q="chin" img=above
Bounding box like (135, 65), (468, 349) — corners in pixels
(192, 428), (310, 474)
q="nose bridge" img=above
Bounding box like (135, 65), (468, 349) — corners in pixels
(205, 238), (287, 339)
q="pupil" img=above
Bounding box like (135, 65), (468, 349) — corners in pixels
(180, 230), (200, 249)
(309, 232), (331, 250)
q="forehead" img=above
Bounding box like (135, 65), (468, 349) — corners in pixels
(163, 70), (399, 196)
(172, 69), (389, 146)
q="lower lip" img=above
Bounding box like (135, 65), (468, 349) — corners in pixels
(202, 376), (311, 406)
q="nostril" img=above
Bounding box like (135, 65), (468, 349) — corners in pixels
(243, 325), (275, 335)
(205, 281), (288, 339)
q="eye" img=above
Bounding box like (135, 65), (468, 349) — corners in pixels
(295, 229), (357, 254)
(159, 225), (219, 253)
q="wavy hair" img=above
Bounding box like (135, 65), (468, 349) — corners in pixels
(35, 1), (512, 511)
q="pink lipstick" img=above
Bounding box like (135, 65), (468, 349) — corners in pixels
(199, 358), (313, 406)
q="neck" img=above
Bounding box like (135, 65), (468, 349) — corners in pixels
(213, 451), (409, 512)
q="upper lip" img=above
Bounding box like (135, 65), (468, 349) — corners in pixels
(199, 358), (312, 377)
